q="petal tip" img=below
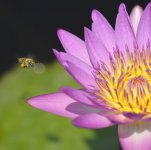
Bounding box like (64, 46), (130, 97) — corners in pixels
(72, 117), (89, 128)
(145, 2), (151, 12)
(52, 48), (57, 53)
(91, 9), (99, 21)
(57, 28), (63, 33)
(84, 27), (91, 39)
(91, 9), (105, 23)
(27, 97), (38, 108)
(119, 3), (126, 12)
(84, 27), (90, 33)
(72, 118), (81, 128)
(130, 5), (143, 17)
(133, 5), (143, 10)
(147, 2), (151, 7)
(52, 49), (62, 61)
(57, 28), (66, 38)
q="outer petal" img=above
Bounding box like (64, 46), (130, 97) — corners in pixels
(61, 87), (97, 107)
(57, 29), (91, 65)
(66, 102), (99, 115)
(130, 5), (143, 35)
(92, 9), (115, 54)
(142, 114), (151, 122)
(28, 93), (98, 119)
(123, 112), (145, 120)
(136, 3), (151, 50)
(61, 87), (94, 106)
(84, 27), (110, 69)
(28, 93), (77, 118)
(118, 121), (151, 150)
(61, 87), (119, 111)
(53, 49), (94, 77)
(65, 61), (98, 90)
(73, 113), (114, 129)
(115, 3), (137, 53)
(107, 113), (134, 124)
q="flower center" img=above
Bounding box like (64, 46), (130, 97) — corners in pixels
(94, 48), (151, 114)
(128, 76), (148, 88)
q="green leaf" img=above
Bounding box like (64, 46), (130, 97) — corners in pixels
(0, 62), (119, 150)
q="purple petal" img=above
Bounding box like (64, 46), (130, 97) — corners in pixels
(89, 97), (115, 111)
(65, 61), (98, 90)
(118, 121), (151, 150)
(136, 3), (151, 50)
(66, 102), (99, 115)
(57, 29), (91, 65)
(107, 113), (134, 124)
(130, 5), (143, 35)
(84, 27), (110, 69)
(73, 113), (114, 129)
(61, 87), (98, 107)
(115, 3), (137, 53)
(28, 93), (78, 118)
(124, 112), (145, 120)
(61, 87), (116, 112)
(142, 114), (151, 122)
(53, 49), (94, 77)
(92, 9), (115, 54)
(28, 92), (99, 119)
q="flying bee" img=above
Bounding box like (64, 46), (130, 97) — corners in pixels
(18, 58), (35, 68)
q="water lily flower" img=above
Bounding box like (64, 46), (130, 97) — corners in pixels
(28, 3), (151, 150)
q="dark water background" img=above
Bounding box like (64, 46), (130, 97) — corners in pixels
(0, 0), (148, 75)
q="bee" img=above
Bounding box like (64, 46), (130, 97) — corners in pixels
(18, 58), (35, 68)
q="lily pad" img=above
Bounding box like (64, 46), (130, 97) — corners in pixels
(0, 62), (119, 150)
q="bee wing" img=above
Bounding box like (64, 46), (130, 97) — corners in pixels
(18, 58), (24, 63)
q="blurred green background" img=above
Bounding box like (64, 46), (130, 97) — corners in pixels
(0, 62), (120, 150)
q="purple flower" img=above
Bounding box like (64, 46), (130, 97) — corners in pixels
(28, 3), (151, 150)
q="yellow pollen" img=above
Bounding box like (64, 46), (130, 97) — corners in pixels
(95, 49), (151, 114)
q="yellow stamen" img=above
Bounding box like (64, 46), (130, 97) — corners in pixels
(95, 49), (151, 114)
